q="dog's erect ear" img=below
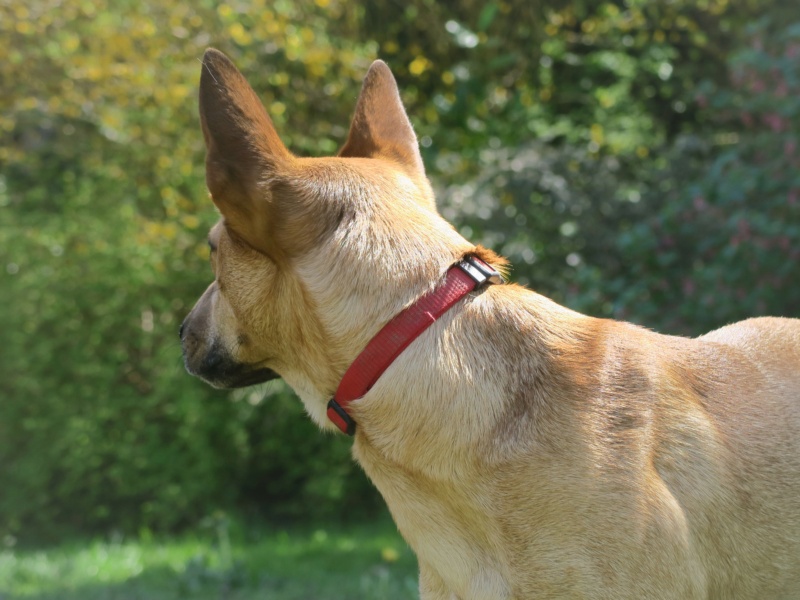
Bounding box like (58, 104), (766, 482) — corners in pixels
(198, 48), (292, 253)
(339, 60), (426, 177)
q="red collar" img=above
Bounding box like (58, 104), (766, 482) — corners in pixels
(327, 256), (503, 435)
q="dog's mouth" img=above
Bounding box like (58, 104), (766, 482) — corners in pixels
(190, 361), (281, 390)
(215, 365), (281, 389)
(183, 339), (281, 389)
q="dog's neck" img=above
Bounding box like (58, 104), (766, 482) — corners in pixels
(327, 256), (504, 435)
(284, 201), (473, 417)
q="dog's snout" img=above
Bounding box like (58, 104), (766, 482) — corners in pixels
(179, 321), (185, 339)
(202, 347), (224, 370)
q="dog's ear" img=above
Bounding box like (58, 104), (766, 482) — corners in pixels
(198, 48), (292, 254)
(339, 60), (426, 178)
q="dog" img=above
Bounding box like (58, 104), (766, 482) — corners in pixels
(181, 48), (800, 599)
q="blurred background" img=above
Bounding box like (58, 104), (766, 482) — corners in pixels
(1, 0), (799, 597)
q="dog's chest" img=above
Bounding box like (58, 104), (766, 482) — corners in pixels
(354, 442), (512, 599)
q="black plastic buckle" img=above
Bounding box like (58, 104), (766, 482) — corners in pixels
(327, 398), (357, 436)
(457, 256), (504, 286)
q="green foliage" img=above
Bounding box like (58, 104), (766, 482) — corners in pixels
(0, 0), (379, 541)
(361, 0), (760, 167)
(0, 0), (797, 542)
(438, 141), (644, 302)
(234, 385), (380, 522)
(574, 17), (800, 334)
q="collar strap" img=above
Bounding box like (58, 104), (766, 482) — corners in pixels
(327, 255), (503, 435)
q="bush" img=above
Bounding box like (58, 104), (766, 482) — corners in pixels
(578, 18), (800, 335)
(0, 114), (377, 542)
(1, 1), (795, 541)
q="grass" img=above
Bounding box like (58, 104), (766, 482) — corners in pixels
(0, 515), (419, 599)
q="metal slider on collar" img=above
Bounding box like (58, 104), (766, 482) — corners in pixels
(457, 256), (504, 287)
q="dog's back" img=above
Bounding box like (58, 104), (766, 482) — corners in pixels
(356, 290), (800, 598)
(692, 317), (800, 597)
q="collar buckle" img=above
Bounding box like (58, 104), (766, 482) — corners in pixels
(457, 255), (504, 286)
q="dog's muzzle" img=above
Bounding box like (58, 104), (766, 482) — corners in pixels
(180, 322), (279, 389)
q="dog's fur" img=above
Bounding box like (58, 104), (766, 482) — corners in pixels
(181, 49), (800, 599)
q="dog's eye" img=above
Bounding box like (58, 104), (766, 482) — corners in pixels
(207, 240), (218, 275)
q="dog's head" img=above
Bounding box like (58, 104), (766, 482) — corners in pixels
(181, 49), (487, 427)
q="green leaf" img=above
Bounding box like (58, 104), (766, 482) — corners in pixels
(477, 2), (499, 31)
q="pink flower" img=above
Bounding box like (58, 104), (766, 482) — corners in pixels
(763, 112), (785, 133)
(693, 196), (707, 211)
(737, 218), (751, 238)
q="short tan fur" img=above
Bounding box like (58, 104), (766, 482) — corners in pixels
(182, 49), (800, 599)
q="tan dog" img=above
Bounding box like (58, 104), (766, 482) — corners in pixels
(181, 49), (800, 599)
